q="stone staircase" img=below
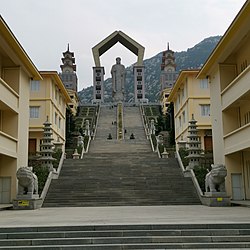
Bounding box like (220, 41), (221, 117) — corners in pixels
(43, 151), (200, 207)
(43, 105), (200, 207)
(89, 106), (151, 153)
(1, 223), (250, 249)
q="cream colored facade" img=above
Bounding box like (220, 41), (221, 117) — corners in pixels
(198, 1), (250, 200)
(29, 71), (71, 155)
(168, 70), (212, 151)
(0, 16), (42, 203)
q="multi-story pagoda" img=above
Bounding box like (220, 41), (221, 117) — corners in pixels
(160, 43), (178, 114)
(186, 114), (203, 169)
(59, 44), (79, 115)
(59, 44), (78, 92)
(39, 117), (55, 171)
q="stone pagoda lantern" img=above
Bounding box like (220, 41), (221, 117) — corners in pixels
(39, 117), (55, 171)
(186, 114), (203, 169)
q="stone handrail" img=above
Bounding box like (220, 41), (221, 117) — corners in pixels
(92, 104), (100, 140)
(40, 149), (65, 205)
(81, 136), (91, 158)
(139, 104), (157, 153)
(175, 150), (204, 199)
(40, 171), (54, 206)
(55, 150), (66, 177)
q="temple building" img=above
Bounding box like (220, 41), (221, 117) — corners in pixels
(59, 44), (79, 115)
(160, 43), (178, 114)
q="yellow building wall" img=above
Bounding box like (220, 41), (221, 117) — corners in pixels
(29, 74), (69, 154)
(172, 72), (212, 150)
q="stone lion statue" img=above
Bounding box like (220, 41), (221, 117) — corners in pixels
(16, 167), (38, 197)
(205, 164), (227, 192)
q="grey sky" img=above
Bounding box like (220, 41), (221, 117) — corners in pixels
(1, 0), (246, 90)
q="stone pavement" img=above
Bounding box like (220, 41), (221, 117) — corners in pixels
(0, 205), (250, 228)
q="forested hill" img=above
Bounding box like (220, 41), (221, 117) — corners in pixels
(78, 36), (221, 103)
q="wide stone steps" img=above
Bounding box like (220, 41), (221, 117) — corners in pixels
(43, 153), (200, 207)
(0, 224), (250, 249)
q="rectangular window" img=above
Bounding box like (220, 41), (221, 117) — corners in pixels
(55, 113), (58, 125)
(30, 80), (40, 91)
(30, 106), (39, 118)
(137, 85), (142, 90)
(200, 104), (210, 116)
(200, 79), (209, 89)
(59, 117), (61, 129)
(179, 116), (181, 127)
(244, 111), (250, 125)
(54, 83), (58, 100)
(182, 111), (186, 123)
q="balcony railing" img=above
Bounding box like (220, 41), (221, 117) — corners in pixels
(221, 66), (250, 111)
(0, 131), (18, 158)
(224, 123), (250, 155)
(0, 77), (19, 110)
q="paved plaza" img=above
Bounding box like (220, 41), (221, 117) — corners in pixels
(1, 205), (250, 228)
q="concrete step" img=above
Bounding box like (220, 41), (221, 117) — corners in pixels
(0, 224), (250, 249)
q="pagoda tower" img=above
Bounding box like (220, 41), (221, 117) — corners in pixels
(160, 43), (178, 114)
(59, 44), (79, 115)
(39, 117), (55, 171)
(186, 114), (203, 169)
(59, 44), (78, 92)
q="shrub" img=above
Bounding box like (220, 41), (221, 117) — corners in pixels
(193, 165), (210, 192)
(178, 148), (189, 167)
(52, 149), (62, 169)
(33, 165), (49, 195)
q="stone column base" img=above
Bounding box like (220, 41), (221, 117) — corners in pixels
(13, 198), (42, 210)
(203, 192), (231, 207)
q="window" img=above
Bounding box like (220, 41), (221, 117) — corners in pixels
(200, 79), (208, 89)
(30, 107), (39, 118)
(244, 111), (250, 125)
(55, 112), (58, 125)
(59, 117), (61, 129)
(30, 80), (40, 91)
(200, 104), (210, 116)
(182, 111), (186, 123)
(55, 86), (58, 101)
(179, 116), (181, 127)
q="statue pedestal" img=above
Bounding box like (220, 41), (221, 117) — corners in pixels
(203, 192), (231, 207)
(13, 196), (42, 210)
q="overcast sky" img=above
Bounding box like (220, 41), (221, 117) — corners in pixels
(1, 0), (246, 90)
